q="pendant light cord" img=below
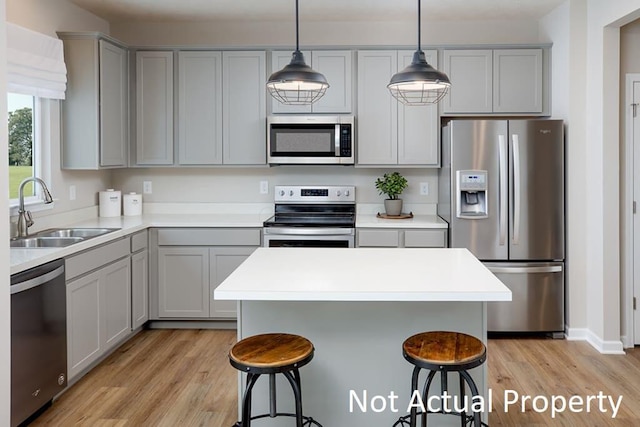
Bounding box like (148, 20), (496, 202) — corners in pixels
(295, 0), (300, 52)
(417, 0), (421, 52)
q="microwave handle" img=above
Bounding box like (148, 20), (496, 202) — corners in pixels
(335, 124), (341, 156)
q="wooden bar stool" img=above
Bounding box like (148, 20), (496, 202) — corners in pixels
(229, 333), (322, 427)
(393, 331), (487, 427)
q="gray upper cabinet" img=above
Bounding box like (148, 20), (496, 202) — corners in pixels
(357, 50), (439, 166)
(222, 51), (267, 165)
(135, 51), (174, 165)
(270, 50), (353, 114)
(493, 49), (543, 113)
(178, 51), (223, 165)
(442, 49), (493, 114)
(442, 48), (545, 114)
(58, 33), (128, 169)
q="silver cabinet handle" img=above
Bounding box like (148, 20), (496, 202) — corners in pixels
(512, 133), (521, 245)
(488, 266), (563, 274)
(498, 134), (507, 246)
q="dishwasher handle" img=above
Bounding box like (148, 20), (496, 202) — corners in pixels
(11, 264), (65, 295)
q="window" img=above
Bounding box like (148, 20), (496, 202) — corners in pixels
(7, 93), (50, 210)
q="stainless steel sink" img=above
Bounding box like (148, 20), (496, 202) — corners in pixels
(35, 228), (118, 239)
(10, 227), (120, 248)
(10, 236), (85, 248)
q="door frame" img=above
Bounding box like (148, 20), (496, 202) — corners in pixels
(624, 73), (640, 347)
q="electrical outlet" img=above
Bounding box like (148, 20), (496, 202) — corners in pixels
(69, 185), (76, 201)
(260, 181), (269, 194)
(420, 182), (429, 196)
(143, 181), (152, 194)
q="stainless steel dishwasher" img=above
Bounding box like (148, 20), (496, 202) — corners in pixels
(11, 258), (67, 426)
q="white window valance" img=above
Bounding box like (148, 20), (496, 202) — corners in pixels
(6, 23), (67, 100)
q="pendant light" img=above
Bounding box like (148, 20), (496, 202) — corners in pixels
(388, 0), (451, 105)
(267, 0), (329, 105)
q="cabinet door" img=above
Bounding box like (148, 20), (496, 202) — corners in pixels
(102, 258), (131, 350)
(270, 50), (312, 114)
(356, 51), (398, 165)
(178, 51), (223, 165)
(357, 229), (400, 247)
(493, 49), (543, 113)
(158, 247), (210, 318)
(67, 270), (101, 380)
(210, 247), (256, 318)
(136, 51), (174, 165)
(442, 50), (493, 113)
(99, 40), (128, 167)
(131, 250), (149, 329)
(222, 51), (266, 165)
(397, 50), (439, 166)
(311, 50), (352, 113)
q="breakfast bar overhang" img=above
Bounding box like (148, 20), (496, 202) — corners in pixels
(215, 247), (512, 426)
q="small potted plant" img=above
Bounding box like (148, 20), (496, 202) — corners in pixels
(375, 172), (408, 216)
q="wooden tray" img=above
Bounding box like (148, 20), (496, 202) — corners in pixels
(376, 212), (414, 219)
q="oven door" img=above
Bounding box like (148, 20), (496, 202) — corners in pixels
(263, 227), (355, 248)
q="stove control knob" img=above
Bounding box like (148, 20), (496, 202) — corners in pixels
(337, 190), (342, 197)
(345, 190), (350, 197)
(289, 190), (294, 196)
(279, 190), (285, 196)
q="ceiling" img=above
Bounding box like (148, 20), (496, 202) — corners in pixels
(68, 0), (567, 23)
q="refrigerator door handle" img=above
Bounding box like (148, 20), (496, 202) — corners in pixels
(498, 134), (507, 246)
(488, 266), (563, 274)
(512, 133), (521, 245)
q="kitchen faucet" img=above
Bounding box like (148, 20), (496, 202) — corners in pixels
(17, 177), (54, 237)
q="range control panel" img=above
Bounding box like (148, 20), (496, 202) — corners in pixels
(275, 186), (356, 203)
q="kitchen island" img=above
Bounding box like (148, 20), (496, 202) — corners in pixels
(216, 247), (511, 427)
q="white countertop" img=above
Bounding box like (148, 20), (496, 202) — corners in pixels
(10, 213), (268, 275)
(356, 214), (448, 228)
(215, 247), (511, 302)
(10, 212), (449, 275)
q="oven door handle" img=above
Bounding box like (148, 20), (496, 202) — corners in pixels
(263, 227), (354, 236)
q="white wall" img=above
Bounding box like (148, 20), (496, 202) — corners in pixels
(539, 1), (590, 339)
(1, 1), (12, 423)
(6, 0), (112, 233)
(111, 19), (542, 47)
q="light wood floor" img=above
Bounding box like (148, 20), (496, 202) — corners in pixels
(30, 330), (640, 426)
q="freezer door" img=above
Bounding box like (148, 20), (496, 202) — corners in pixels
(509, 120), (564, 260)
(486, 262), (564, 332)
(448, 119), (509, 260)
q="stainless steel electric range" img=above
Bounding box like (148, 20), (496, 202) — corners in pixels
(262, 185), (356, 248)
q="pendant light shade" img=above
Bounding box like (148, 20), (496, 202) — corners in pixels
(267, 0), (329, 105)
(388, 0), (451, 105)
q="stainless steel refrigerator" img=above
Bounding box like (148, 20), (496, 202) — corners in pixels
(438, 119), (564, 334)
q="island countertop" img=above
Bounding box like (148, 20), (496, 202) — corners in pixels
(214, 247), (511, 302)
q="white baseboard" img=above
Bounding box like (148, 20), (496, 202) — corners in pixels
(565, 327), (625, 354)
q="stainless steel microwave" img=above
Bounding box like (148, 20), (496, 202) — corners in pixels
(267, 115), (355, 165)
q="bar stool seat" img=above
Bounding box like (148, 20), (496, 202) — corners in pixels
(394, 331), (487, 427)
(229, 333), (322, 427)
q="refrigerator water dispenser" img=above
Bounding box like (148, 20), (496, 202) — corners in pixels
(456, 170), (488, 218)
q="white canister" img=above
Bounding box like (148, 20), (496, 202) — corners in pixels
(99, 189), (121, 217)
(123, 192), (142, 216)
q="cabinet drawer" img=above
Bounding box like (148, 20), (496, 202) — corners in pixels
(131, 230), (148, 252)
(66, 237), (130, 280)
(357, 230), (399, 247)
(157, 228), (261, 246)
(404, 230), (447, 248)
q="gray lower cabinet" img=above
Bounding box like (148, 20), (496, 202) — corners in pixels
(356, 50), (439, 166)
(131, 230), (149, 329)
(357, 229), (448, 248)
(66, 238), (132, 381)
(58, 33), (128, 169)
(151, 228), (260, 320)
